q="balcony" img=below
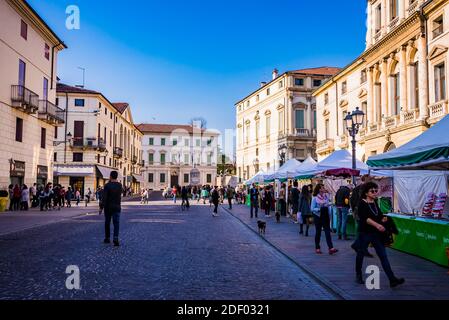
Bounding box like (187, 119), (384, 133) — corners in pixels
(369, 122), (379, 133)
(359, 127), (366, 139)
(408, 1), (419, 16)
(338, 134), (348, 148)
(316, 139), (334, 154)
(139, 160), (145, 167)
(113, 147), (123, 158)
(401, 108), (419, 124)
(388, 16), (399, 30)
(11, 85), (39, 113)
(374, 31), (382, 43)
(295, 128), (310, 137)
(383, 115), (399, 129)
(132, 155), (138, 164)
(71, 137), (107, 151)
(38, 100), (65, 124)
(428, 100), (448, 124)
(432, 24), (444, 39)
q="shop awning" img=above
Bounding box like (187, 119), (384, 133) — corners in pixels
(54, 165), (94, 177)
(96, 166), (123, 180)
(132, 175), (144, 183)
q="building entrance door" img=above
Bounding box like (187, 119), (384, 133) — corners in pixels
(170, 175), (179, 187)
(70, 177), (85, 197)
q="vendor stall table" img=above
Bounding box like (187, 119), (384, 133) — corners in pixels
(387, 213), (449, 267)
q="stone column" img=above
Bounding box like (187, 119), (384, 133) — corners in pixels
(400, 45), (408, 112)
(382, 0), (387, 35)
(418, 35), (429, 119)
(381, 58), (389, 118)
(399, 0), (405, 21)
(366, 2), (373, 48)
(367, 67), (374, 124)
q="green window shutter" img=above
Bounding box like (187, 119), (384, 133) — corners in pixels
(295, 110), (304, 129)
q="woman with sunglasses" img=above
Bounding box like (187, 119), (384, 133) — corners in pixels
(355, 182), (405, 288)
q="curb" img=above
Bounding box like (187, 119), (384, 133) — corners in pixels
(221, 206), (352, 300)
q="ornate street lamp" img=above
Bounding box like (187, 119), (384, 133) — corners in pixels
(344, 107), (365, 185)
(278, 144), (287, 167)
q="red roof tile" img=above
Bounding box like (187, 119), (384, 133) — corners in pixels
(136, 123), (211, 134)
(291, 66), (341, 76)
(112, 103), (129, 114)
(56, 83), (101, 95)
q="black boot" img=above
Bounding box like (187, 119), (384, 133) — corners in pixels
(299, 224), (304, 235)
(356, 274), (364, 285)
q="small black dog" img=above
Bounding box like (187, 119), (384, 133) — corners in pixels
(257, 220), (266, 235)
(275, 211), (281, 223)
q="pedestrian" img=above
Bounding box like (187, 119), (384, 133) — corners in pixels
(350, 175), (373, 257)
(299, 185), (312, 236)
(291, 181), (300, 223)
(335, 183), (351, 240)
(8, 184), (14, 211)
(30, 183), (38, 208)
(100, 171), (123, 246)
(12, 184), (21, 211)
(249, 183), (259, 218)
(85, 188), (92, 207)
(311, 184), (338, 255)
(211, 186), (220, 216)
(279, 183), (286, 216)
(172, 185), (178, 204)
(59, 186), (66, 208)
(66, 187), (73, 208)
(98, 187), (104, 214)
(355, 182), (405, 288)
(75, 189), (81, 206)
(20, 185), (29, 211)
(264, 186), (272, 217)
(226, 185), (234, 210)
(181, 186), (190, 210)
(53, 184), (61, 210)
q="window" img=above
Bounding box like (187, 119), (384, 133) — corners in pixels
(266, 88), (271, 95)
(278, 110), (285, 133)
(54, 152), (57, 162)
(73, 153), (83, 162)
(295, 109), (305, 129)
(245, 124), (250, 144)
(56, 98), (59, 106)
(266, 116), (271, 138)
(207, 138), (213, 146)
(19, 59), (26, 87)
(160, 153), (166, 165)
(161, 138), (166, 146)
(43, 77), (48, 101)
(20, 20), (27, 40)
(74, 99), (85, 107)
(435, 63), (446, 102)
(362, 101), (368, 127)
(256, 95), (260, 102)
(149, 137), (154, 145)
(412, 62), (419, 108)
(361, 70), (367, 83)
(207, 154), (212, 166)
(184, 139), (189, 146)
(341, 81), (347, 94)
(207, 174), (212, 183)
(313, 110), (317, 129)
(184, 154), (189, 164)
(196, 139), (200, 147)
(433, 15), (444, 39)
(341, 110), (347, 134)
(44, 43), (50, 60)
(375, 4), (382, 33)
(172, 138), (177, 146)
(184, 174), (189, 183)
(313, 79), (322, 87)
(324, 93), (329, 105)
(110, 112), (113, 120)
(148, 173), (154, 183)
(255, 120), (260, 142)
(390, 0), (398, 20)
(279, 80), (284, 89)
(256, 148), (259, 156)
(325, 119), (330, 139)
(393, 73), (400, 115)
(104, 107), (107, 115)
(295, 78), (304, 86)
(160, 173), (166, 183)
(15, 118), (23, 142)
(246, 100), (250, 107)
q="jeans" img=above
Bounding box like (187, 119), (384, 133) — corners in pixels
(265, 201), (271, 216)
(213, 202), (218, 213)
(280, 199), (286, 216)
(250, 200), (258, 218)
(173, 195), (177, 203)
(313, 208), (333, 250)
(337, 207), (349, 237)
(105, 210), (121, 241)
(355, 232), (396, 281)
(228, 198), (232, 209)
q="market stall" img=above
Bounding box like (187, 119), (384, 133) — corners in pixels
(368, 114), (449, 267)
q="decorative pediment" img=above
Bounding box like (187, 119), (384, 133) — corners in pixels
(339, 100), (348, 108)
(254, 111), (260, 121)
(358, 89), (367, 99)
(428, 45), (448, 61)
(276, 104), (285, 110)
(237, 123), (243, 128)
(264, 110), (271, 116)
(322, 109), (330, 117)
(293, 102), (307, 109)
(245, 119), (251, 125)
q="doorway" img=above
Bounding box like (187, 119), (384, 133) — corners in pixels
(170, 175), (179, 188)
(70, 177), (85, 197)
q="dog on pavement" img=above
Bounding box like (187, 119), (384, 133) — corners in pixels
(275, 211), (281, 223)
(257, 220), (266, 235)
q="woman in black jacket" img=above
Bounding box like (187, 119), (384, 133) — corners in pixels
(355, 182), (404, 288)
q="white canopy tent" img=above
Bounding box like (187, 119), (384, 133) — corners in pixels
(265, 159), (302, 181)
(245, 170), (266, 185)
(287, 156), (317, 179)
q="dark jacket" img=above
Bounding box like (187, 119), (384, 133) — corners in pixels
(211, 189), (220, 204)
(290, 188), (300, 205)
(298, 193), (312, 217)
(350, 184), (364, 218)
(100, 181), (122, 213)
(335, 186), (351, 208)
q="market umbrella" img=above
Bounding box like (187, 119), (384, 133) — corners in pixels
(367, 114), (449, 170)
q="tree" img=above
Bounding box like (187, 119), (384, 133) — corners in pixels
(189, 117), (207, 129)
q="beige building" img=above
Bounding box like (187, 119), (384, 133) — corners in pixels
(314, 0), (449, 161)
(137, 124), (219, 190)
(54, 84), (143, 195)
(0, 0), (66, 189)
(235, 67), (340, 182)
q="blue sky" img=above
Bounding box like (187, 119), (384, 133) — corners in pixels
(29, 0), (367, 136)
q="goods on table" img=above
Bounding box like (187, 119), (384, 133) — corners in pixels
(422, 193), (436, 216)
(432, 193), (447, 219)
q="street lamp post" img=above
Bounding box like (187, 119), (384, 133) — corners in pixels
(276, 144), (287, 217)
(344, 107), (365, 185)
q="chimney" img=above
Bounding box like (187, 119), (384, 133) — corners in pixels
(272, 68), (279, 80)
(260, 81), (267, 87)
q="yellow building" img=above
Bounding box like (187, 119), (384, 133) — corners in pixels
(314, 0), (449, 161)
(0, 0), (66, 189)
(54, 84), (143, 196)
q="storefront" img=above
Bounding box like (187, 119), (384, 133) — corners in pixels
(36, 165), (48, 188)
(10, 160), (25, 187)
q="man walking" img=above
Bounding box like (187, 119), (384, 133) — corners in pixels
(100, 171), (122, 247)
(291, 181), (300, 223)
(249, 183), (259, 219)
(211, 186), (220, 217)
(335, 184), (351, 240)
(226, 185), (234, 210)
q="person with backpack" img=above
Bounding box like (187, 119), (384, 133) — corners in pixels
(211, 186), (220, 217)
(100, 171), (123, 247)
(226, 185), (234, 210)
(66, 187), (73, 208)
(335, 184), (351, 240)
(299, 185), (312, 236)
(249, 183), (259, 218)
(12, 184), (21, 211)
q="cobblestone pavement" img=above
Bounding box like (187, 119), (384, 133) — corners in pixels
(224, 203), (449, 300)
(0, 200), (338, 300)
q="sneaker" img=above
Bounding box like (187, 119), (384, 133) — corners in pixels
(315, 249), (322, 254)
(390, 278), (405, 288)
(103, 238), (111, 244)
(113, 240), (120, 247)
(329, 248), (339, 255)
(356, 274), (364, 285)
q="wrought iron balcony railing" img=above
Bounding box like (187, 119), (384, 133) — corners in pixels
(38, 100), (65, 124)
(11, 85), (39, 113)
(72, 137), (107, 151)
(113, 147), (123, 158)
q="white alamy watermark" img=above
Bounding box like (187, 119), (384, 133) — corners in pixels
(65, 265), (81, 290)
(66, 5), (81, 30)
(365, 265), (380, 290)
